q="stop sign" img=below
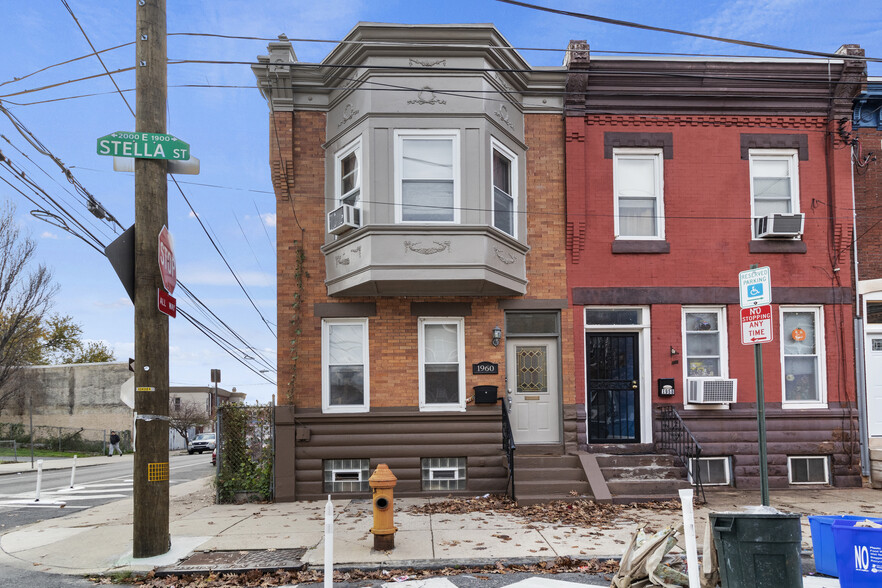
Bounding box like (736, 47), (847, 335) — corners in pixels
(158, 225), (176, 295)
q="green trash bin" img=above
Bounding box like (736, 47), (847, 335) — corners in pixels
(710, 512), (803, 588)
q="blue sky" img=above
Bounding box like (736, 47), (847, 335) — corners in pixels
(1, 1), (880, 404)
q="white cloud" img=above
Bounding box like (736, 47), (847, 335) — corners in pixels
(40, 231), (59, 239)
(261, 213), (276, 228)
(95, 297), (134, 310)
(188, 210), (200, 218)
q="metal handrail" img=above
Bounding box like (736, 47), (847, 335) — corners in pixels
(500, 397), (516, 501)
(657, 405), (706, 503)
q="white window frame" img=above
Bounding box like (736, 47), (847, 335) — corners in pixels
(321, 318), (370, 413)
(394, 129), (461, 224)
(688, 456), (732, 486)
(418, 317), (466, 412)
(334, 136), (362, 209)
(490, 137), (518, 238)
(787, 455), (830, 485)
(779, 305), (827, 409)
(682, 306), (730, 409)
(613, 148), (665, 240)
(749, 149), (800, 238)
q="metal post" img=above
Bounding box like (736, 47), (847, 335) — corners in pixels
(324, 495), (334, 588)
(34, 459), (43, 502)
(755, 342), (770, 506)
(29, 392), (33, 468)
(133, 0), (170, 558)
(70, 455), (77, 488)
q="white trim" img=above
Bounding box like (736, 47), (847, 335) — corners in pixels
(612, 148), (664, 240)
(394, 129), (461, 224)
(321, 318), (370, 413)
(334, 136), (362, 209)
(490, 137), (518, 239)
(681, 306), (730, 410)
(787, 455), (830, 485)
(749, 149), (800, 239)
(583, 306), (652, 443)
(859, 278), (882, 295)
(779, 306), (827, 408)
(418, 317), (466, 412)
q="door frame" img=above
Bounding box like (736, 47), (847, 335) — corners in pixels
(864, 290), (882, 438)
(584, 306), (653, 444)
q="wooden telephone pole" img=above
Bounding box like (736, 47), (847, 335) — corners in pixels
(133, 0), (170, 557)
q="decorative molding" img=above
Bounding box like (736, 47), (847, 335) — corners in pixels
(494, 73), (513, 93)
(566, 220), (586, 262)
(740, 133), (808, 160)
(493, 247), (516, 264)
(587, 115), (826, 130)
(337, 103), (360, 128)
(407, 87), (447, 106)
(494, 105), (514, 129)
(334, 254), (350, 266)
(604, 132), (674, 159)
(350, 245), (362, 257)
(404, 240), (450, 255)
(409, 58), (447, 68)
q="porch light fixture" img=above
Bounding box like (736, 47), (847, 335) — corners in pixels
(491, 325), (502, 347)
(670, 346), (679, 356)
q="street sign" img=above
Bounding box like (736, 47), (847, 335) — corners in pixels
(739, 266), (771, 308)
(97, 131), (190, 161)
(158, 226), (176, 295)
(741, 305), (773, 345)
(157, 288), (177, 318)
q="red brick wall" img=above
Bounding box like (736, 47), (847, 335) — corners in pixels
(272, 112), (571, 409)
(855, 127), (882, 280)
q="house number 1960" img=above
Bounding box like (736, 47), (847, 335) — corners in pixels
(472, 362), (499, 375)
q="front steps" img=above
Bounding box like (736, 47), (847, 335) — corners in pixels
(512, 454), (593, 505)
(594, 453), (691, 504)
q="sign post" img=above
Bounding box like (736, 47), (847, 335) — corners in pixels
(740, 266), (771, 507)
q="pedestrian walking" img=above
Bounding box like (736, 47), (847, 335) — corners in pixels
(109, 430), (122, 456)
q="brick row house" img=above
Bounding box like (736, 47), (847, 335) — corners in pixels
(563, 43), (866, 491)
(853, 77), (882, 486)
(254, 23), (869, 502)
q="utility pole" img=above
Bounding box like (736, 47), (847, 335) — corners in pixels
(133, 0), (169, 557)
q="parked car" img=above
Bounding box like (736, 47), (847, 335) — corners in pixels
(211, 448), (217, 465)
(188, 433), (216, 454)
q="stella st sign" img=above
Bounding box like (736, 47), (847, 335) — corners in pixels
(97, 131), (190, 161)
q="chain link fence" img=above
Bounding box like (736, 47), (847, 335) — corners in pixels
(216, 404), (274, 503)
(0, 422), (132, 459)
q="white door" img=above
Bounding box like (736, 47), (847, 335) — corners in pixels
(867, 333), (882, 437)
(505, 338), (560, 444)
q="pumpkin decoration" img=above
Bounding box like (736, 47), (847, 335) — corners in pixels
(791, 328), (806, 342)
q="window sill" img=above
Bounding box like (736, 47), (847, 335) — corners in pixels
(322, 405), (370, 414)
(681, 403), (730, 410)
(611, 240), (671, 254)
(419, 404), (467, 413)
(749, 239), (807, 254)
(781, 402), (827, 410)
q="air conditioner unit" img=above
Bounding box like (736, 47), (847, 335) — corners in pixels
(687, 378), (737, 404)
(754, 213), (804, 238)
(328, 204), (361, 235)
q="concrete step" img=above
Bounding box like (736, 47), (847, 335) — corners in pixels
(585, 443), (655, 454)
(601, 465), (687, 481)
(611, 494), (683, 505)
(515, 480), (591, 503)
(514, 455), (582, 469)
(594, 453), (679, 468)
(606, 478), (691, 496)
(515, 466), (587, 481)
(516, 493), (592, 506)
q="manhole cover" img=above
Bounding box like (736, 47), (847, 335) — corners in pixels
(159, 548), (307, 575)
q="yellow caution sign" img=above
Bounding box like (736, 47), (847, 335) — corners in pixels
(147, 462), (169, 482)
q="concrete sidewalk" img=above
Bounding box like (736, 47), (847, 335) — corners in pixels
(1, 471), (879, 586)
(0, 452), (137, 474)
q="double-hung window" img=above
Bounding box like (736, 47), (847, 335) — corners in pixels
(780, 306), (825, 407)
(491, 138), (517, 237)
(395, 130), (459, 223)
(418, 317), (465, 411)
(322, 318), (369, 413)
(613, 149), (664, 239)
(683, 307), (728, 379)
(335, 138), (361, 208)
(749, 150), (800, 237)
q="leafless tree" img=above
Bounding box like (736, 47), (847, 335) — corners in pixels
(0, 204), (57, 413)
(169, 397), (210, 446)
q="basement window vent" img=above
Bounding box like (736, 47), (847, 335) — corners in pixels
(688, 457), (731, 486)
(324, 459), (370, 493)
(788, 456), (830, 485)
(421, 457), (466, 491)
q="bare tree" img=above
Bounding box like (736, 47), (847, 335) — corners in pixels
(0, 204), (57, 413)
(169, 397), (210, 446)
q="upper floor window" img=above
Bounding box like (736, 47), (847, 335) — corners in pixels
(322, 318), (370, 413)
(613, 149), (664, 239)
(491, 138), (517, 237)
(780, 306), (825, 407)
(335, 138), (361, 208)
(395, 130), (460, 223)
(749, 150), (800, 237)
(418, 317), (465, 411)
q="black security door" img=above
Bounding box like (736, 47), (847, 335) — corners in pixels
(587, 333), (640, 443)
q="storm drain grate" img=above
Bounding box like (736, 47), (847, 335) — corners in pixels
(157, 548), (306, 576)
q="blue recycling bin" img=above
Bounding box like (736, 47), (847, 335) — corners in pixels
(832, 518), (882, 588)
(809, 515), (882, 577)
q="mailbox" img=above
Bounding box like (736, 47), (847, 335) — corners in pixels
(658, 378), (676, 397)
(474, 385), (499, 404)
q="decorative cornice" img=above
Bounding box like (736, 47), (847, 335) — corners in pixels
(407, 87), (447, 106)
(586, 115), (826, 130)
(494, 104), (514, 129)
(337, 103), (360, 128)
(404, 240), (451, 255)
(494, 247), (516, 264)
(409, 58), (447, 68)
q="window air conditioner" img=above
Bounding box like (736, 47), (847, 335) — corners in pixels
(328, 204), (361, 235)
(754, 213), (804, 238)
(687, 378), (737, 404)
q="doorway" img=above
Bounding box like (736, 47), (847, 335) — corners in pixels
(587, 332), (640, 443)
(505, 337), (561, 444)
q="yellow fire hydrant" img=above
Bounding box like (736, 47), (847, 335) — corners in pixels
(368, 463), (397, 550)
